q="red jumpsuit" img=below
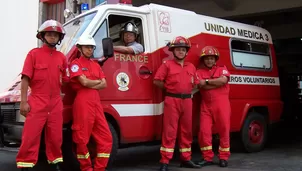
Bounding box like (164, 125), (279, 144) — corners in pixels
(16, 45), (69, 168)
(69, 56), (112, 171)
(196, 65), (231, 161)
(154, 60), (198, 164)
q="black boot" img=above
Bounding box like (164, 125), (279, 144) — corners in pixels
(50, 164), (62, 171)
(0, 126), (4, 148)
(180, 160), (201, 168)
(196, 159), (214, 167)
(21, 168), (29, 171)
(159, 163), (168, 171)
(219, 159), (228, 167)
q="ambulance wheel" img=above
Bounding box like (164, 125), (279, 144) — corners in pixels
(241, 112), (268, 153)
(81, 122), (118, 169)
(61, 126), (81, 171)
(107, 122), (119, 168)
(61, 122), (118, 170)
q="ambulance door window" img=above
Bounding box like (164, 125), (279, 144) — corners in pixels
(107, 14), (145, 53)
(231, 39), (271, 70)
(93, 20), (108, 58)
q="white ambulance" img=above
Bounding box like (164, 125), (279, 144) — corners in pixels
(0, 2), (284, 169)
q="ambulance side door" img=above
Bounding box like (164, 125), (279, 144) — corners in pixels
(94, 12), (153, 102)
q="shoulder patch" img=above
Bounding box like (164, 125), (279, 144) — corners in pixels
(71, 64), (79, 73)
(222, 70), (228, 74)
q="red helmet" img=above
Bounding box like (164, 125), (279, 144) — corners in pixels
(168, 36), (191, 51)
(36, 20), (65, 41)
(200, 46), (220, 60)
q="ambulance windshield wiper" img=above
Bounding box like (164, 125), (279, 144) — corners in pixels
(73, 20), (80, 25)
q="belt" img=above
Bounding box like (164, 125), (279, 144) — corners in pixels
(165, 92), (192, 99)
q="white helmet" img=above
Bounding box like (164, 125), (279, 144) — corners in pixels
(76, 35), (96, 47)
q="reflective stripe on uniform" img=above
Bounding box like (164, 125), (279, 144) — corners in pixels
(160, 147), (174, 152)
(97, 153), (110, 158)
(48, 157), (63, 164)
(179, 148), (191, 152)
(200, 146), (212, 151)
(77, 152), (90, 159)
(17, 162), (35, 168)
(219, 146), (230, 152)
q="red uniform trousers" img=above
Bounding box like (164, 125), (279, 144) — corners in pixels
(72, 89), (112, 171)
(160, 96), (193, 164)
(199, 95), (231, 161)
(16, 95), (63, 168)
(154, 60), (197, 164)
(16, 45), (68, 168)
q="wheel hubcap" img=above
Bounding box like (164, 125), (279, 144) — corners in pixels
(249, 120), (264, 144)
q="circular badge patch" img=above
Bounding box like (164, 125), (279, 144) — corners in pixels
(116, 72), (130, 91)
(71, 64), (79, 73)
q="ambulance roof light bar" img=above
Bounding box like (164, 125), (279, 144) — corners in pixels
(118, 0), (132, 6)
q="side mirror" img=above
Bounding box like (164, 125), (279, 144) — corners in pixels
(102, 38), (114, 58)
(64, 9), (74, 19)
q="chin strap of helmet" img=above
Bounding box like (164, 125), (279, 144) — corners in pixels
(77, 46), (94, 58)
(40, 32), (63, 48)
(172, 48), (188, 60)
(173, 53), (186, 60)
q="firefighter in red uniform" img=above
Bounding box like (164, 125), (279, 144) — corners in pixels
(154, 36), (201, 171)
(69, 36), (112, 171)
(16, 20), (68, 171)
(195, 46), (231, 167)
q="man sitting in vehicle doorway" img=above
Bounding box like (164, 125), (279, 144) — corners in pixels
(113, 22), (144, 55)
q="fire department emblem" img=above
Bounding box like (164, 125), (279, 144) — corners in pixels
(116, 72), (130, 91)
(71, 64), (79, 73)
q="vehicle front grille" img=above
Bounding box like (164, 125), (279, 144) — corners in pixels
(2, 109), (16, 124)
(1, 103), (18, 124)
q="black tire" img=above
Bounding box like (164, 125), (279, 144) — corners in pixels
(61, 122), (119, 171)
(61, 127), (80, 171)
(107, 122), (119, 169)
(241, 112), (268, 153)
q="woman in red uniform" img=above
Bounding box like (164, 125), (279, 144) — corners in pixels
(69, 36), (112, 171)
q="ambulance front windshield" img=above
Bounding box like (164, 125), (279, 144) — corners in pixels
(57, 12), (97, 55)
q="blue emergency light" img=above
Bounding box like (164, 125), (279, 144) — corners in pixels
(81, 3), (89, 10)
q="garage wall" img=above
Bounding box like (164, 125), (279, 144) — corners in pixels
(0, 1), (40, 92)
(46, 1), (66, 24)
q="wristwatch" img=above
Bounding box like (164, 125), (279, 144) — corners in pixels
(205, 79), (209, 85)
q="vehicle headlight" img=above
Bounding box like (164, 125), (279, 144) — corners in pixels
(0, 104), (2, 123)
(16, 110), (26, 123)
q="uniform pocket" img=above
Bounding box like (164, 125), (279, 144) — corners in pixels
(187, 70), (194, 84)
(71, 124), (85, 144)
(58, 65), (63, 85)
(33, 64), (48, 81)
(168, 69), (181, 84)
(82, 69), (91, 78)
(211, 68), (221, 78)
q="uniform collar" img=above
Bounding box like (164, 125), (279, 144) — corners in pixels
(173, 59), (188, 66)
(42, 44), (56, 52)
(79, 56), (92, 62)
(202, 64), (217, 70)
